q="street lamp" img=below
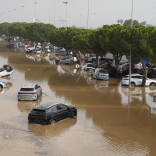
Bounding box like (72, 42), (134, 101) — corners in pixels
(20, 5), (24, 22)
(53, 0), (56, 25)
(86, 0), (90, 29)
(63, 1), (68, 27)
(129, 0), (134, 87)
(34, 1), (38, 22)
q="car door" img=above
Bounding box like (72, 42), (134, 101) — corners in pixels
(49, 106), (58, 121)
(37, 85), (42, 96)
(132, 76), (142, 86)
(136, 76), (143, 86)
(35, 84), (41, 96)
(56, 105), (69, 120)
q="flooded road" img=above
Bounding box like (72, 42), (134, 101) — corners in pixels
(0, 51), (156, 156)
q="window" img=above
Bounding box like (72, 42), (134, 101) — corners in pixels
(132, 76), (143, 79)
(35, 85), (40, 89)
(20, 88), (34, 91)
(57, 105), (68, 111)
(51, 106), (57, 112)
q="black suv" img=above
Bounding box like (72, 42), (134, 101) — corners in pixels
(28, 103), (77, 125)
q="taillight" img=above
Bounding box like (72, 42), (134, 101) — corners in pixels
(40, 116), (47, 119)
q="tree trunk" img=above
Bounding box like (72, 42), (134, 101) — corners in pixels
(114, 53), (122, 72)
(142, 61), (147, 87)
(76, 51), (81, 64)
(96, 54), (99, 68)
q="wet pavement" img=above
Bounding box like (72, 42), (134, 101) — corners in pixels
(0, 51), (156, 156)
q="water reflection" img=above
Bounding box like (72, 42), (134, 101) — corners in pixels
(18, 98), (42, 113)
(118, 85), (156, 113)
(47, 67), (156, 155)
(7, 53), (57, 81)
(28, 118), (77, 137)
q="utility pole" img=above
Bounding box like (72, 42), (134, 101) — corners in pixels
(63, 1), (68, 27)
(86, 0), (90, 29)
(129, 0), (133, 87)
(34, 1), (38, 22)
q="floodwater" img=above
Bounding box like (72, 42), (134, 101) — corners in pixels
(0, 51), (156, 156)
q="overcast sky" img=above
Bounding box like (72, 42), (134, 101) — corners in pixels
(0, 0), (156, 28)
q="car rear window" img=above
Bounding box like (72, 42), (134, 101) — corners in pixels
(87, 64), (93, 67)
(32, 109), (46, 114)
(33, 109), (45, 112)
(100, 70), (108, 73)
(20, 88), (34, 91)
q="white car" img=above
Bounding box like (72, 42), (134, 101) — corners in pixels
(26, 47), (35, 53)
(0, 65), (13, 77)
(81, 63), (95, 71)
(121, 73), (156, 87)
(18, 84), (42, 101)
(0, 80), (7, 89)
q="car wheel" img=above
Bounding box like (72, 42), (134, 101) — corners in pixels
(150, 82), (156, 87)
(70, 111), (76, 118)
(49, 119), (56, 125)
(35, 95), (38, 101)
(131, 82), (135, 87)
(0, 85), (3, 89)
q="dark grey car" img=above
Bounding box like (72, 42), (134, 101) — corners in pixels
(28, 103), (77, 125)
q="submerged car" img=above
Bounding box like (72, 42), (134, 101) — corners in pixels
(18, 84), (42, 101)
(92, 68), (109, 80)
(28, 103), (77, 125)
(0, 65), (13, 77)
(81, 63), (95, 71)
(59, 55), (74, 64)
(0, 80), (7, 89)
(121, 73), (156, 87)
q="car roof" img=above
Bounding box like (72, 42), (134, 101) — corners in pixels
(34, 103), (67, 110)
(0, 80), (5, 83)
(125, 73), (143, 77)
(21, 84), (37, 88)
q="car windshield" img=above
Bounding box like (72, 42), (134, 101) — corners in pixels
(20, 88), (34, 91)
(99, 70), (108, 73)
(87, 64), (93, 67)
(0, 68), (4, 72)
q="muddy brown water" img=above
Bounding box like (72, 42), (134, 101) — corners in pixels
(0, 51), (156, 156)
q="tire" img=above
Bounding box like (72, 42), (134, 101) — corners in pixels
(150, 82), (156, 87)
(35, 95), (38, 101)
(70, 111), (77, 118)
(0, 85), (3, 89)
(49, 119), (56, 125)
(131, 82), (135, 87)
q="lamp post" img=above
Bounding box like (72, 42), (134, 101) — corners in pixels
(86, 0), (90, 29)
(63, 1), (68, 27)
(129, 0), (134, 88)
(20, 5), (24, 22)
(53, 0), (56, 25)
(34, 1), (38, 22)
